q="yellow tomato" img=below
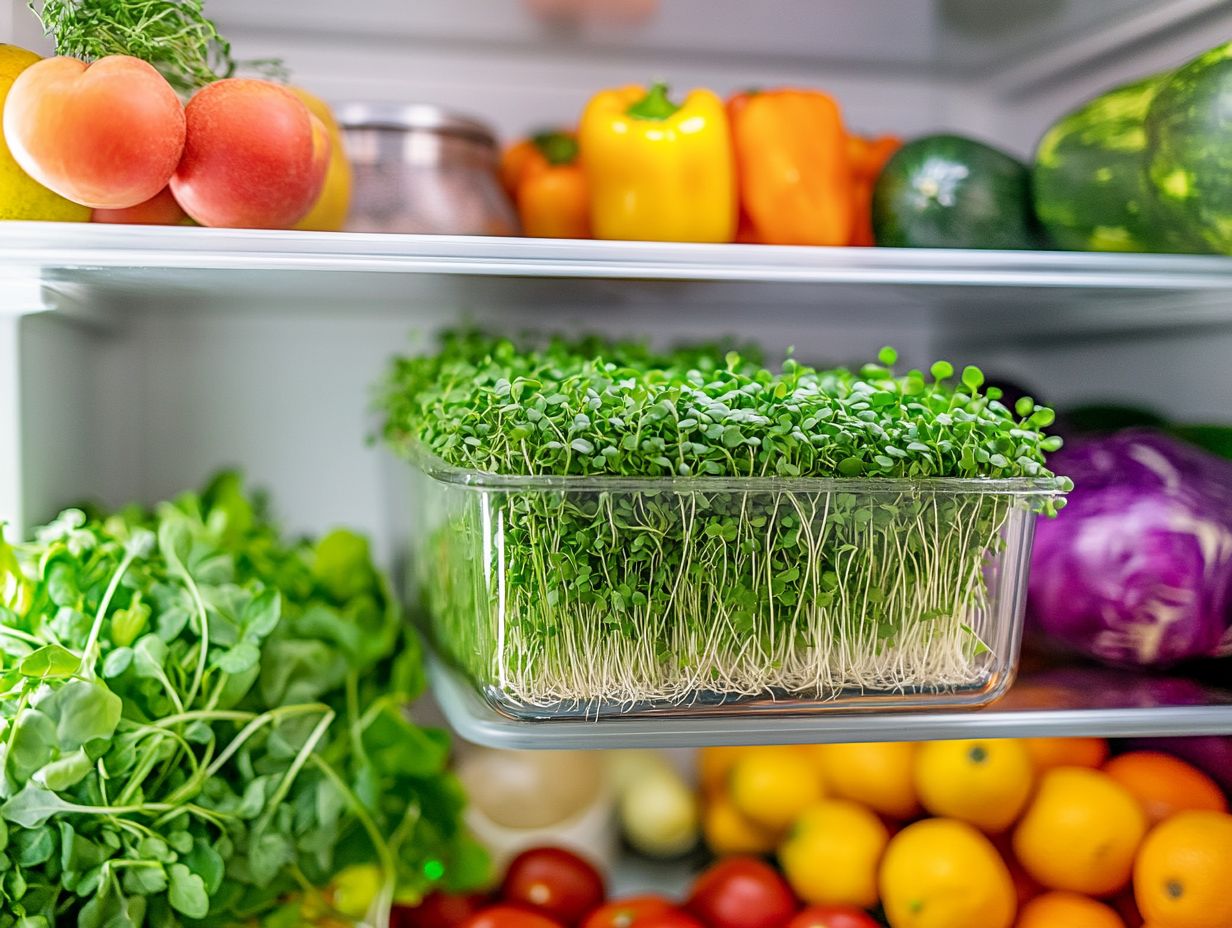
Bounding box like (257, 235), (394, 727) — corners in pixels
(779, 799), (889, 908)
(915, 739), (1035, 833)
(880, 818), (1016, 928)
(729, 746), (824, 831)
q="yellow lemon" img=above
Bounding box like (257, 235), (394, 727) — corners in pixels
(291, 86), (351, 232)
(729, 746), (824, 831)
(0, 45), (90, 222)
(880, 818), (1017, 928)
(914, 739), (1035, 833)
(779, 799), (889, 908)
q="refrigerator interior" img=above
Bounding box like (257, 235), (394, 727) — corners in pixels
(2, 0), (1232, 748)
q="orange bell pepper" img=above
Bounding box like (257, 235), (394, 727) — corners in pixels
(500, 130), (590, 239)
(728, 88), (853, 246)
(848, 134), (902, 247)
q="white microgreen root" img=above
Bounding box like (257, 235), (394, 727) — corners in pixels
(422, 488), (1025, 715)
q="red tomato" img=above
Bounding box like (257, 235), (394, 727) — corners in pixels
(500, 847), (606, 927)
(4, 55), (185, 209)
(171, 78), (330, 228)
(785, 906), (881, 928)
(686, 857), (798, 928)
(581, 897), (676, 928)
(393, 891), (491, 928)
(462, 905), (565, 928)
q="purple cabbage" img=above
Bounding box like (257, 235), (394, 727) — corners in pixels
(1028, 430), (1232, 667)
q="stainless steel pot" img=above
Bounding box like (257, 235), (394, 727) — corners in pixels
(337, 103), (519, 235)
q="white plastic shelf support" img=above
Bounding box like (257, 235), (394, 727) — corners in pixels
(0, 279), (54, 538)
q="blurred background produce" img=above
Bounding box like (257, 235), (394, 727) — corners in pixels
(391, 735), (1232, 928)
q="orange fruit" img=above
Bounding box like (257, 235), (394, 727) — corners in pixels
(698, 746), (750, 796)
(1103, 751), (1228, 825)
(1023, 737), (1109, 772)
(729, 746), (824, 830)
(1016, 891), (1125, 928)
(880, 818), (1017, 928)
(778, 799), (889, 908)
(915, 739), (1035, 833)
(1133, 809), (1232, 928)
(702, 793), (779, 856)
(814, 742), (921, 820)
(1013, 767), (1148, 896)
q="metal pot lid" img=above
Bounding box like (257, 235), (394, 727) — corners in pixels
(335, 102), (497, 146)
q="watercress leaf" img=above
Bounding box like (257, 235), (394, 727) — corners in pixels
(132, 635), (168, 680)
(311, 530), (375, 602)
(155, 605), (190, 642)
(165, 830), (192, 855)
(168, 863), (208, 918)
(121, 863), (167, 896)
(53, 679), (122, 750)
(32, 749), (92, 791)
(60, 821), (106, 873)
(2, 784), (76, 829)
(101, 647), (133, 679)
(213, 641), (260, 675)
(240, 588), (280, 640)
(245, 831), (292, 886)
(18, 645), (80, 680)
(185, 840), (224, 895)
(5, 710), (56, 784)
(12, 821), (55, 866)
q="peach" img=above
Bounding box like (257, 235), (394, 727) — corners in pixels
(171, 79), (330, 229)
(3, 55), (185, 209)
(92, 186), (188, 225)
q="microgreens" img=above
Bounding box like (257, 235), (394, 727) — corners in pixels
(380, 334), (1068, 711)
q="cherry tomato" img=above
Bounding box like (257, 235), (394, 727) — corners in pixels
(462, 905), (566, 928)
(686, 857), (798, 928)
(501, 847), (606, 927)
(581, 896), (677, 928)
(393, 891), (491, 928)
(785, 906), (882, 928)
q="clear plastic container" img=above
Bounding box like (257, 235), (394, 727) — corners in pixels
(404, 444), (1062, 720)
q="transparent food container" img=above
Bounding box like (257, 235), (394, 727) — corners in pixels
(404, 445), (1061, 720)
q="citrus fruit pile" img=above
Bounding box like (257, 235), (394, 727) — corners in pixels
(699, 739), (1231, 928)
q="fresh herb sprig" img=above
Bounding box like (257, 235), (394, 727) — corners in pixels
(382, 334), (1068, 711)
(0, 474), (484, 928)
(31, 0), (284, 93)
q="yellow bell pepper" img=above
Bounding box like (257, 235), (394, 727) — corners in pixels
(579, 82), (736, 242)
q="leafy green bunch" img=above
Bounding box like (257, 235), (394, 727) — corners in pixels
(0, 474), (484, 928)
(30, 0), (284, 93)
(380, 332), (1065, 485)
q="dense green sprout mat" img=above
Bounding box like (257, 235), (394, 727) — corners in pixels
(380, 334), (1067, 712)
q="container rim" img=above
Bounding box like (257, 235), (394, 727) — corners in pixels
(402, 442), (1068, 495)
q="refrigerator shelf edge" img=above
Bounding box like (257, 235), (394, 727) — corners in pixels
(427, 654), (1232, 750)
